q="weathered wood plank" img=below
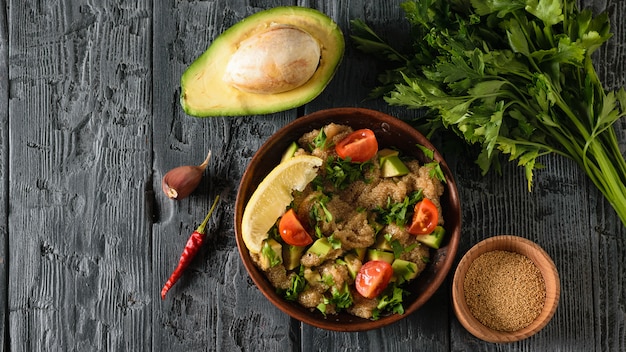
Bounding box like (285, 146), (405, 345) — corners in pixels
(0, 0), (8, 350)
(152, 1), (297, 351)
(585, 0), (626, 350)
(7, 1), (153, 350)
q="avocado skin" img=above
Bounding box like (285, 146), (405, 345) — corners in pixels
(180, 6), (345, 117)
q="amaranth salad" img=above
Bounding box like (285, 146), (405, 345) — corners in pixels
(249, 123), (447, 320)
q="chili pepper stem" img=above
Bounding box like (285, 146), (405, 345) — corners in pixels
(196, 193), (219, 234)
(161, 195), (220, 300)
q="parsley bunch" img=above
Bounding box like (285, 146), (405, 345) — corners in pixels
(352, 0), (626, 226)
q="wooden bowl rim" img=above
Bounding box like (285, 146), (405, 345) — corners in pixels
(234, 107), (462, 331)
(452, 235), (560, 343)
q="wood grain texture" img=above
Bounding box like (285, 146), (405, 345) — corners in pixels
(0, 0), (8, 350)
(152, 1), (296, 351)
(7, 1), (153, 350)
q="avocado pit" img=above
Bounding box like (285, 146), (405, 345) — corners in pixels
(223, 24), (321, 94)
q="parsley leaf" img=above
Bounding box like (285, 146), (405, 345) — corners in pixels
(329, 283), (353, 309)
(374, 190), (423, 226)
(282, 269), (306, 301)
(352, 0), (626, 226)
(312, 129), (328, 150)
(324, 156), (373, 190)
(261, 241), (281, 268)
(372, 285), (406, 320)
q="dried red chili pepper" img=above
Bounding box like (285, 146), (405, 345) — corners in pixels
(161, 195), (220, 299)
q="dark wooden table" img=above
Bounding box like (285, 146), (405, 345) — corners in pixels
(1, 0), (624, 351)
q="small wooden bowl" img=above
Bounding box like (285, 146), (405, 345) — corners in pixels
(452, 235), (560, 343)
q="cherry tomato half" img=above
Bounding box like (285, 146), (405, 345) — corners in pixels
(335, 129), (378, 162)
(355, 260), (393, 299)
(278, 209), (313, 246)
(408, 198), (439, 235)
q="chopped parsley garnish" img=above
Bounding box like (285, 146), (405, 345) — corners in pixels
(372, 285), (407, 320)
(283, 269), (306, 301)
(374, 190), (423, 226)
(384, 233), (418, 259)
(261, 241), (281, 268)
(324, 156), (373, 190)
(329, 283), (353, 309)
(311, 129), (328, 150)
(327, 234), (342, 249)
(309, 193), (333, 223)
(317, 283), (354, 316)
(416, 144), (446, 183)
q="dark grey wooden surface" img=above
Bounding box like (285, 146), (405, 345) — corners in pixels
(1, 0), (624, 351)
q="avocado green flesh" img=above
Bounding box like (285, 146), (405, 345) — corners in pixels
(283, 244), (305, 270)
(366, 249), (394, 264)
(259, 239), (283, 269)
(342, 253), (362, 279)
(391, 259), (419, 283)
(415, 226), (446, 249)
(381, 156), (410, 177)
(306, 238), (333, 260)
(374, 234), (393, 251)
(378, 148), (399, 162)
(180, 6), (345, 117)
(280, 142), (299, 163)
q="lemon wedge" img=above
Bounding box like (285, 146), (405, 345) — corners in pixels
(242, 155), (323, 253)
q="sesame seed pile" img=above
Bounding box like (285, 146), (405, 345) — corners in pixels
(464, 250), (546, 332)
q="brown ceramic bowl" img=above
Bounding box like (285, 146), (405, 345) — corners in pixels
(234, 107), (461, 331)
(452, 235), (560, 343)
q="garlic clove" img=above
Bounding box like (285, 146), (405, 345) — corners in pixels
(162, 151), (211, 200)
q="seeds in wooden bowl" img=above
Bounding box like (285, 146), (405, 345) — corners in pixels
(463, 250), (546, 332)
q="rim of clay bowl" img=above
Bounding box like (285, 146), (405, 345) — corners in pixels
(235, 107), (462, 331)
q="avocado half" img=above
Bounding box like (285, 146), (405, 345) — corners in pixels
(180, 6), (345, 117)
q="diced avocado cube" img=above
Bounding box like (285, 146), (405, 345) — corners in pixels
(303, 268), (321, 285)
(415, 226), (445, 249)
(259, 238), (283, 269)
(353, 247), (367, 262)
(366, 249), (395, 264)
(381, 155), (410, 177)
(305, 238), (333, 260)
(280, 141), (299, 163)
(374, 234), (393, 251)
(341, 253), (362, 279)
(391, 259), (419, 284)
(378, 148), (399, 165)
(283, 244), (306, 271)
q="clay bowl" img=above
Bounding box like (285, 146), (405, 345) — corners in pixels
(234, 107), (461, 331)
(452, 235), (560, 343)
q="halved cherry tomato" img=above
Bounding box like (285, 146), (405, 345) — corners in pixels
(408, 198), (439, 235)
(355, 260), (393, 299)
(335, 129), (378, 162)
(278, 209), (313, 246)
